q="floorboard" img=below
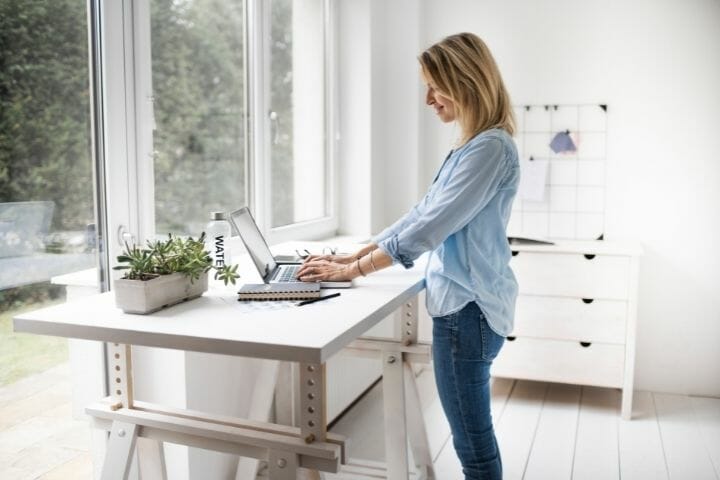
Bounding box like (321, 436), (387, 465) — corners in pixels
(618, 390), (668, 480)
(654, 393), (718, 480)
(572, 386), (620, 480)
(495, 380), (548, 480)
(523, 383), (581, 480)
(690, 396), (720, 478)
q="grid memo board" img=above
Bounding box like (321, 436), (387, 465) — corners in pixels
(507, 103), (608, 241)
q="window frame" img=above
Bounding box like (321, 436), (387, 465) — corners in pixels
(253, 0), (340, 244)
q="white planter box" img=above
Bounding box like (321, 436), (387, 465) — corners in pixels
(114, 272), (208, 314)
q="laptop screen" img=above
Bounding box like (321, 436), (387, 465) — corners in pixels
(228, 207), (277, 282)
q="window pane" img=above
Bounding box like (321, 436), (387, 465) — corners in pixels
(151, 0), (246, 236)
(270, 0), (327, 228)
(0, 0), (99, 384)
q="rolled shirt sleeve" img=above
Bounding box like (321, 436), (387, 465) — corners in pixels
(378, 137), (509, 268)
(372, 192), (430, 245)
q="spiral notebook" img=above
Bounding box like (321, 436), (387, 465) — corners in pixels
(237, 282), (321, 301)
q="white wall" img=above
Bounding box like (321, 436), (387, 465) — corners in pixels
(338, 0), (373, 235)
(421, 0), (720, 396)
(338, 0), (421, 236)
(340, 0), (720, 396)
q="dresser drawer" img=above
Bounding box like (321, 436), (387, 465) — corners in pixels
(511, 252), (630, 299)
(513, 295), (627, 344)
(491, 337), (625, 388)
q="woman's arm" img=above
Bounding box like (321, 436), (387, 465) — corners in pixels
(379, 136), (511, 268)
(372, 190), (432, 245)
(296, 138), (508, 281)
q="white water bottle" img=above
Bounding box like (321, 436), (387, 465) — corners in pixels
(205, 212), (231, 268)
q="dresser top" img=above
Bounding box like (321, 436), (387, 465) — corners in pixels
(509, 239), (643, 256)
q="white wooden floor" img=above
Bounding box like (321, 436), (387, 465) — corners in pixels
(329, 366), (720, 480)
(1, 363), (719, 479)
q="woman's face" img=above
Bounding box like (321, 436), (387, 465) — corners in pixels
(422, 72), (456, 123)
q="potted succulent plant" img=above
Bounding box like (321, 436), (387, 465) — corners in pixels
(113, 233), (239, 314)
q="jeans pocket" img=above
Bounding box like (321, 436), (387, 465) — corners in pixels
(479, 313), (504, 362)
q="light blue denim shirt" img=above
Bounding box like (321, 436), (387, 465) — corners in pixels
(373, 128), (520, 337)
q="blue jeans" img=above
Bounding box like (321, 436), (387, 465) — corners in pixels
(432, 302), (505, 480)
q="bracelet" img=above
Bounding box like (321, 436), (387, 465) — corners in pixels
(369, 250), (377, 272)
(356, 258), (367, 277)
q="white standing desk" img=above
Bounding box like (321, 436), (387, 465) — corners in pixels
(14, 260), (435, 480)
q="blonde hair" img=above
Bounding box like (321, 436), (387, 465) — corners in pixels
(419, 32), (515, 144)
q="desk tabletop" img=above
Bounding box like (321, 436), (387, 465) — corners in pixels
(14, 260), (425, 364)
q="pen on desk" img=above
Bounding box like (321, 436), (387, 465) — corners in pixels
(296, 292), (341, 307)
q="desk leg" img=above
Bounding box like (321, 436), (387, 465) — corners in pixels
(268, 450), (299, 480)
(99, 343), (142, 480)
(137, 437), (167, 480)
(236, 360), (281, 480)
(383, 352), (409, 479)
(297, 362), (327, 480)
(107, 343), (134, 409)
(404, 362), (435, 479)
(101, 421), (138, 480)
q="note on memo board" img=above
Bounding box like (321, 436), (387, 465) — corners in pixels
(517, 158), (549, 202)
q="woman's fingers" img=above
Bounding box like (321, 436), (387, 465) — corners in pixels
(303, 254), (332, 264)
(303, 254), (354, 265)
(297, 259), (331, 277)
(298, 262), (347, 282)
(298, 265), (328, 280)
(299, 268), (324, 282)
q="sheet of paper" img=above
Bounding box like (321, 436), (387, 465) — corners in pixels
(218, 295), (297, 313)
(518, 158), (549, 202)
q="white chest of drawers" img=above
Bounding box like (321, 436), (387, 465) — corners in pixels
(490, 240), (642, 419)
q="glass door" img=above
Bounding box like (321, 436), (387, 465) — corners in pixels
(0, 0), (106, 386)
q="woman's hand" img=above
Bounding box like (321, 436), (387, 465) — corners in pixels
(302, 253), (355, 265)
(302, 244), (377, 264)
(297, 258), (357, 282)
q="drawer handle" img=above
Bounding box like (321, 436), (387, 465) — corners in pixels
(582, 298), (594, 304)
(507, 336), (517, 341)
(511, 251), (519, 257)
(584, 254), (596, 260)
(580, 341), (592, 348)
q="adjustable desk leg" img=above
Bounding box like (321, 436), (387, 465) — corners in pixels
(401, 298), (435, 478)
(103, 343), (166, 480)
(293, 361), (327, 480)
(404, 362), (435, 479)
(383, 350), (409, 479)
(235, 360), (281, 479)
(381, 296), (436, 479)
(137, 438), (167, 480)
(101, 421), (138, 480)
(268, 450), (300, 480)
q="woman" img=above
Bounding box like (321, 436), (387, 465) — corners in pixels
(297, 32), (519, 480)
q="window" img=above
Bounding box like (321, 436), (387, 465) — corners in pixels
(0, 0), (102, 384)
(149, 0), (247, 237)
(269, 0), (328, 228)
(136, 0), (335, 241)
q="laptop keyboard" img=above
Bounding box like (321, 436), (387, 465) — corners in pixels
(276, 265), (302, 282)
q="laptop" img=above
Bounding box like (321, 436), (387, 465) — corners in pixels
(228, 207), (352, 289)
